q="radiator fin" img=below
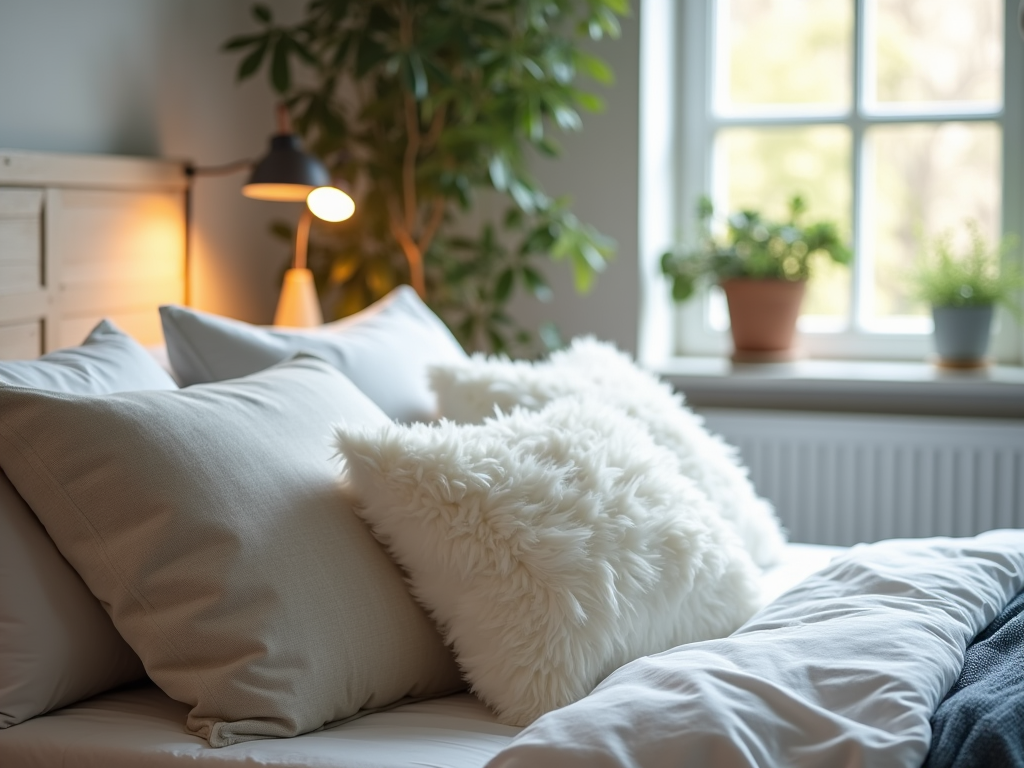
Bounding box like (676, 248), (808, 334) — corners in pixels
(700, 409), (1024, 546)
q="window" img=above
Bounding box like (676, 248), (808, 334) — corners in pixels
(642, 0), (1024, 364)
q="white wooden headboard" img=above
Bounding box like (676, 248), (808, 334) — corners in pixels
(0, 150), (187, 359)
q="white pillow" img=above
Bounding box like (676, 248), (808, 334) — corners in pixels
(0, 356), (462, 747)
(160, 286), (467, 422)
(430, 337), (786, 567)
(334, 397), (763, 727)
(0, 319), (174, 728)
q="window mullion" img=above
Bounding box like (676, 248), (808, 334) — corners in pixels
(851, 0), (869, 333)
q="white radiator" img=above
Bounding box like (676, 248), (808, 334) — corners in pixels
(700, 409), (1024, 546)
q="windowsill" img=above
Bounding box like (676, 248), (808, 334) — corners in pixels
(653, 357), (1024, 418)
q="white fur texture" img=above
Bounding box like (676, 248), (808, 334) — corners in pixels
(429, 338), (787, 567)
(333, 398), (762, 727)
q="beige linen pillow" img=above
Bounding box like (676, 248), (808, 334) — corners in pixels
(334, 397), (762, 727)
(0, 319), (176, 728)
(160, 285), (467, 422)
(0, 356), (462, 746)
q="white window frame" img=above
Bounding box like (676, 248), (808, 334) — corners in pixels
(639, 0), (1024, 366)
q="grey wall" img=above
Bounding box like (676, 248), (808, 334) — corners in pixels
(0, 0), (301, 323)
(0, 0), (643, 346)
(511, 10), (642, 354)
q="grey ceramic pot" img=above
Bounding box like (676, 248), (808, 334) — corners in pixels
(931, 305), (994, 366)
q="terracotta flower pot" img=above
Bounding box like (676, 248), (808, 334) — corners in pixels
(721, 278), (806, 362)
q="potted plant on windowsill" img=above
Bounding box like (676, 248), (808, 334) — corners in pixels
(661, 195), (850, 362)
(910, 221), (1022, 369)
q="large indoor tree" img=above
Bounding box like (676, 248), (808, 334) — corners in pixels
(226, 0), (628, 353)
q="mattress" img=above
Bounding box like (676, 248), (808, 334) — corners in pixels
(0, 543), (842, 768)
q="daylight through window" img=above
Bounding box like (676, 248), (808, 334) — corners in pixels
(670, 0), (1021, 361)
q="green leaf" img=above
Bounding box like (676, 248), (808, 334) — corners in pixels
(237, 39), (269, 80)
(488, 154), (511, 191)
(602, 0), (631, 15)
(269, 221), (292, 241)
(223, 33), (263, 51)
(574, 51), (614, 85)
(407, 52), (429, 100)
(355, 39), (386, 77)
(495, 268), (515, 301)
(522, 265), (553, 301)
(271, 36), (292, 92)
(509, 181), (537, 213)
(486, 327), (507, 354)
(252, 4), (272, 23)
(290, 37), (318, 66)
(538, 321), (564, 351)
(551, 103), (582, 132)
(331, 35), (352, 68)
(573, 91), (606, 113)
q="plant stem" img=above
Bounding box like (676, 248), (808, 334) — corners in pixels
(418, 197), (446, 257)
(387, 194), (426, 297)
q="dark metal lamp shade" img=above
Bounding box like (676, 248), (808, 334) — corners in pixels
(242, 134), (331, 202)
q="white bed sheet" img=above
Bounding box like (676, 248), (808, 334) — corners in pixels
(0, 543), (842, 768)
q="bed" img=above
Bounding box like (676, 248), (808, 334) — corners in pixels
(1, 150), (1022, 768)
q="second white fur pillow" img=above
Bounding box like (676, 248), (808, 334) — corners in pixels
(429, 338), (786, 567)
(333, 398), (763, 727)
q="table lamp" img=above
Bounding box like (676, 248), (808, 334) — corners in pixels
(240, 105), (355, 326)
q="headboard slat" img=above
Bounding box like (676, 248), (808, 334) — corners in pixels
(0, 150), (188, 356)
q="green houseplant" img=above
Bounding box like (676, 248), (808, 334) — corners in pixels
(661, 195), (850, 361)
(910, 221), (1022, 368)
(224, 0), (628, 353)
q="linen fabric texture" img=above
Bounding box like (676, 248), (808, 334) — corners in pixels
(334, 397), (763, 727)
(0, 319), (175, 728)
(160, 285), (467, 422)
(429, 337), (786, 567)
(488, 530), (1024, 768)
(0, 356), (463, 746)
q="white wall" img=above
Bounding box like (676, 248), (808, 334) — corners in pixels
(0, 0), (643, 345)
(0, 0), (301, 323)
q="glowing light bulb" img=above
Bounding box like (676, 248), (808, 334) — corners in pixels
(306, 186), (355, 222)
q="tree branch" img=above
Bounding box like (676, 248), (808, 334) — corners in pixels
(387, 192), (426, 297)
(417, 196), (446, 255)
(398, 5), (420, 236)
(423, 102), (447, 150)
(402, 93), (420, 234)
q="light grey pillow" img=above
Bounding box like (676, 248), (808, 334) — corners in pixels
(0, 319), (175, 728)
(160, 286), (467, 423)
(0, 356), (463, 747)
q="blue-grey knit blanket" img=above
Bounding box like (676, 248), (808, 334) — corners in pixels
(925, 586), (1024, 768)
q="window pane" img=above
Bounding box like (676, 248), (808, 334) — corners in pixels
(720, 0), (852, 110)
(715, 126), (852, 323)
(871, 0), (1003, 107)
(865, 122), (1001, 325)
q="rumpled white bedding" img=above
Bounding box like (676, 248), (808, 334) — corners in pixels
(4, 536), (1022, 768)
(488, 530), (1024, 768)
(0, 544), (838, 768)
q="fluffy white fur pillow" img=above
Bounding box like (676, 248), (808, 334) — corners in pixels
(333, 398), (762, 727)
(429, 338), (786, 567)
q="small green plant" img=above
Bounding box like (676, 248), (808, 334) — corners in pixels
(911, 221), (1022, 312)
(660, 195), (850, 302)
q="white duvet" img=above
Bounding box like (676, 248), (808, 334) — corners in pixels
(488, 530), (1024, 768)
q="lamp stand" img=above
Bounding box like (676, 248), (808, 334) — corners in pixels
(273, 208), (324, 327)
